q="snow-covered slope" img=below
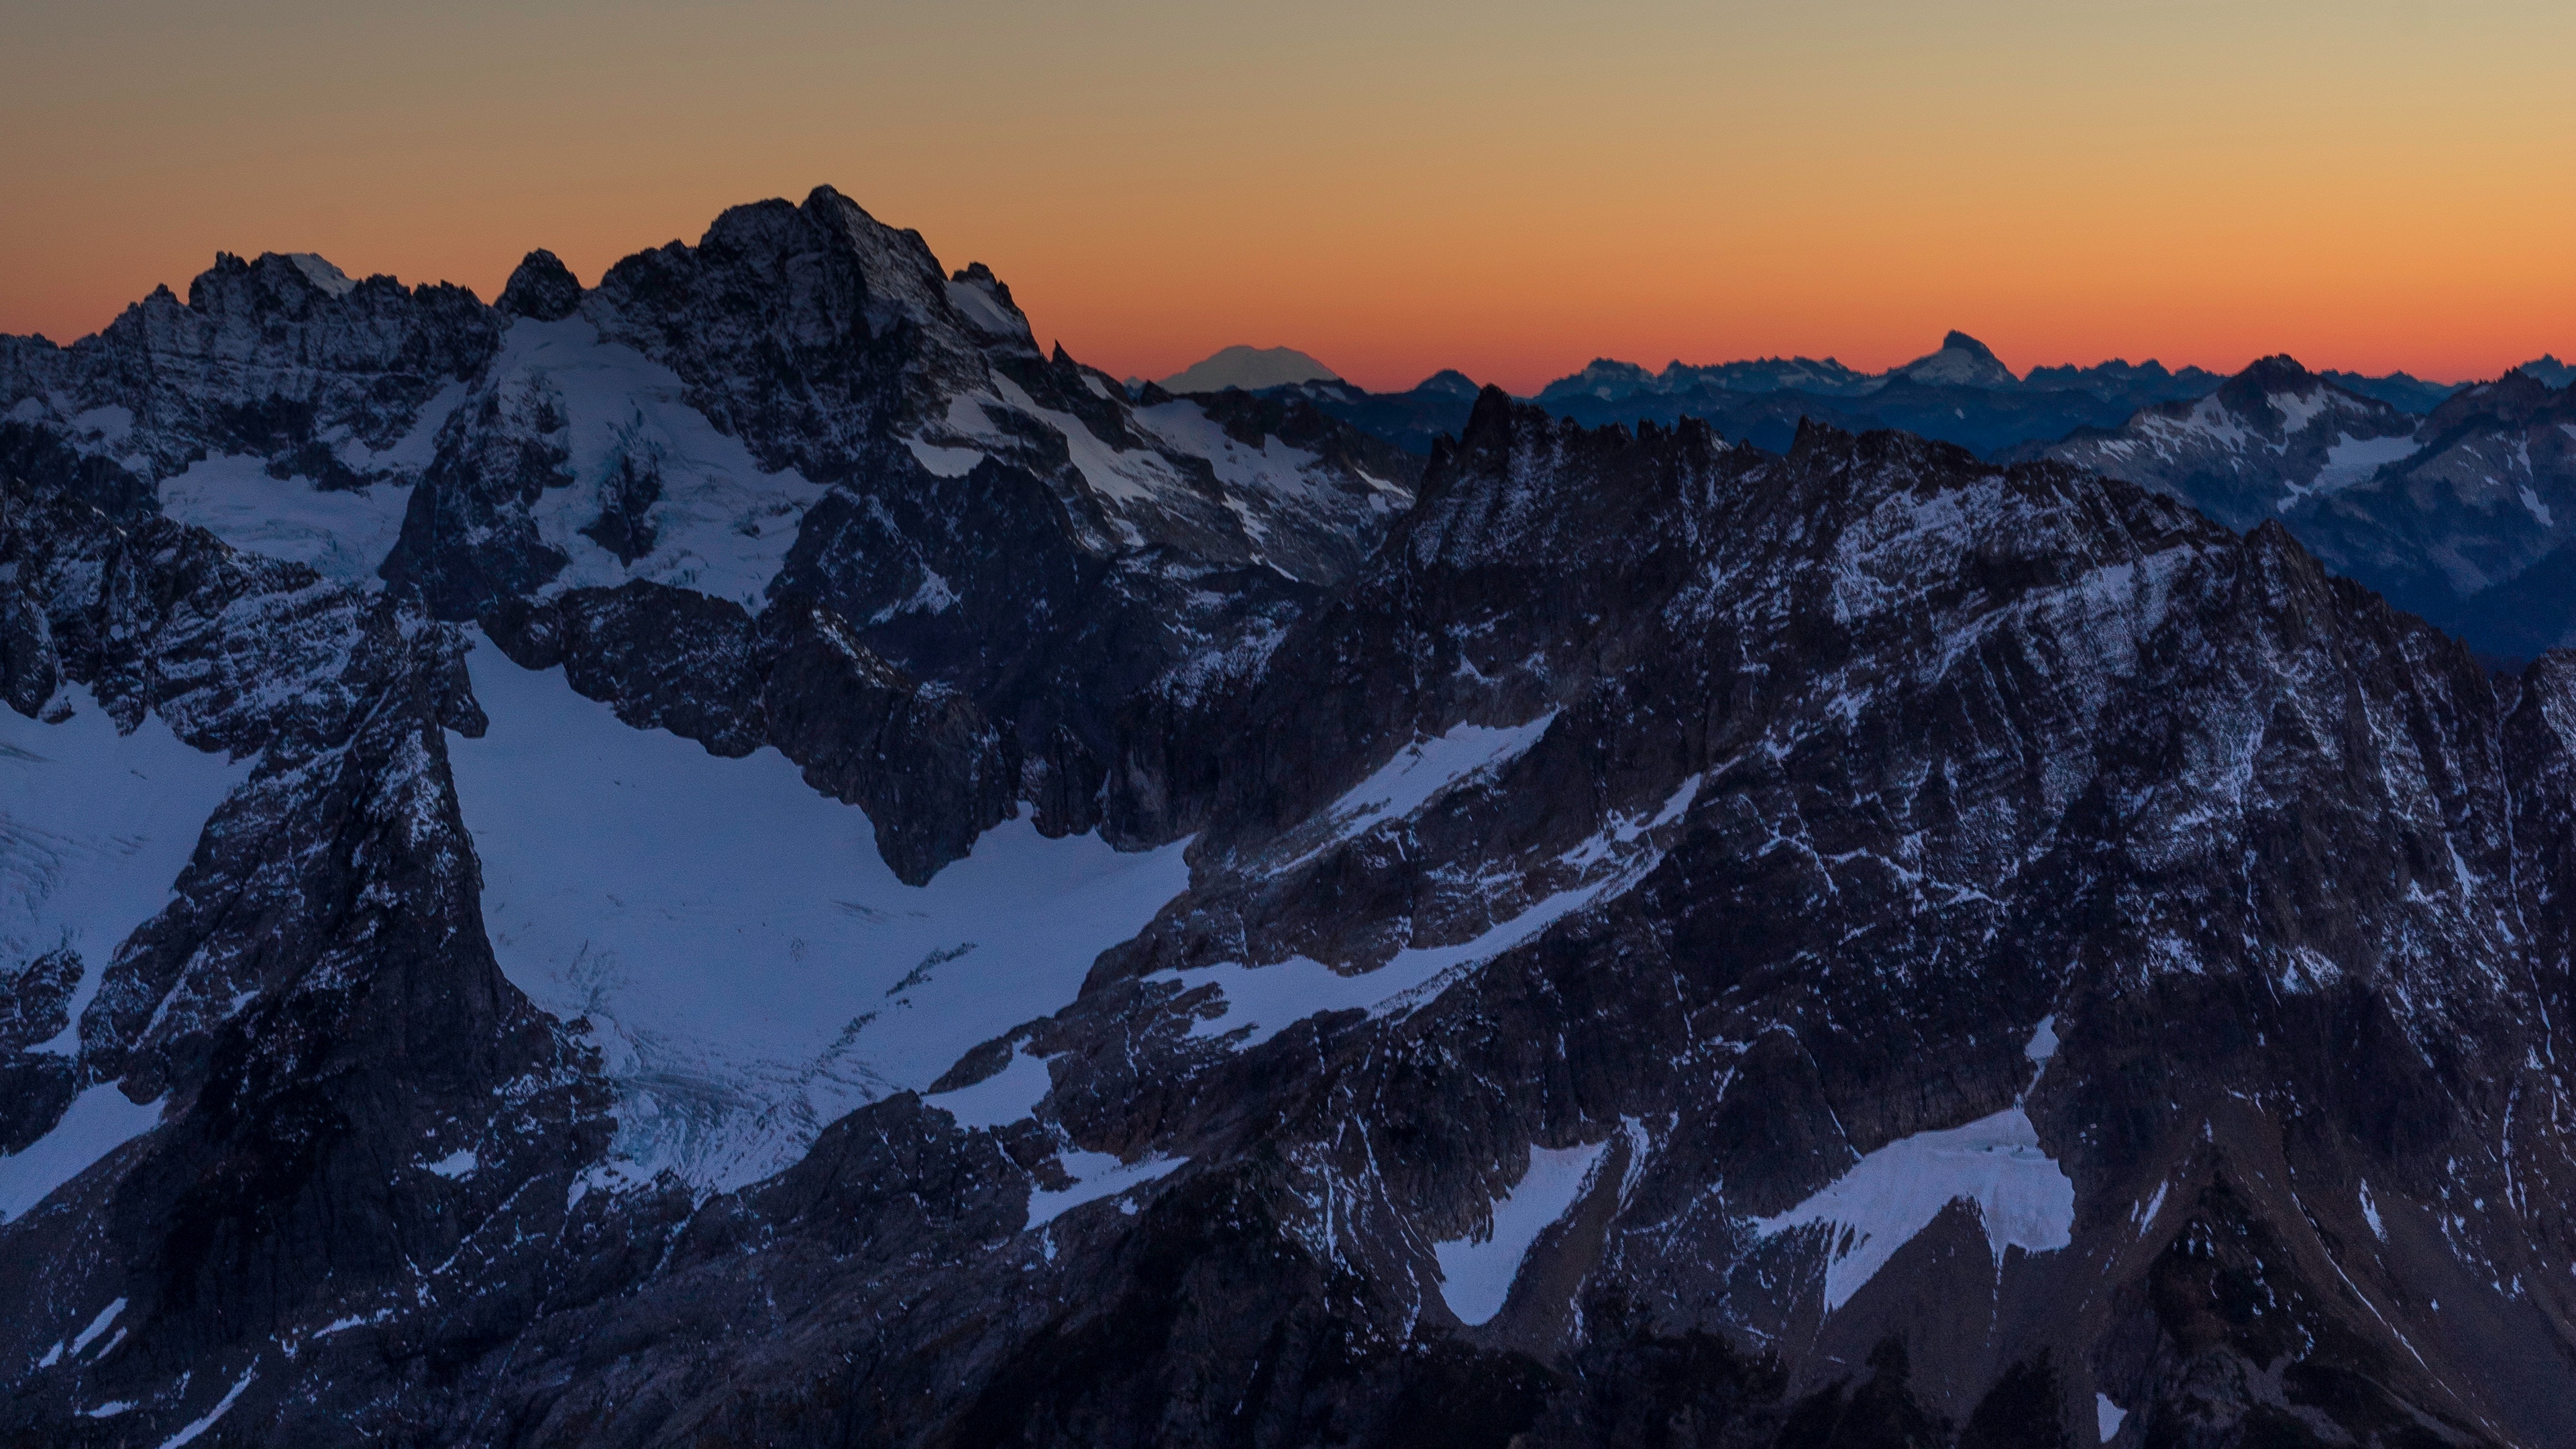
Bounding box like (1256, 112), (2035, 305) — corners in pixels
(156, 456), (419, 587)
(396, 315), (830, 612)
(452, 641), (1189, 1190)
(0, 687), (250, 1061)
(1884, 329), (2021, 390)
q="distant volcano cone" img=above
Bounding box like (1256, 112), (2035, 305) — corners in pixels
(1159, 345), (1340, 392)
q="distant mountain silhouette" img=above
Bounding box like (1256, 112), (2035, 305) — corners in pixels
(1159, 343), (1339, 393)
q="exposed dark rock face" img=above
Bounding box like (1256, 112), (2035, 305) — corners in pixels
(757, 596), (1016, 876)
(578, 449), (661, 564)
(0, 952), (81, 1153)
(0, 455), (609, 1444)
(5, 199), (2576, 1449)
(0, 419), (158, 521)
(482, 580), (772, 753)
(482, 580), (1014, 883)
(380, 360), (577, 615)
(498, 248), (584, 321)
(1027, 396), (2576, 1448)
(1, 251), (500, 487)
(352, 184), (1417, 873)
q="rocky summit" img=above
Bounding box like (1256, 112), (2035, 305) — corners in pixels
(3, 189), (2575, 1449)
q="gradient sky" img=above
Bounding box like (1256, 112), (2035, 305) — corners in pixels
(5, 0), (2570, 393)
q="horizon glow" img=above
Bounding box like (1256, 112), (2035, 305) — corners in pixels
(3, 1), (2569, 394)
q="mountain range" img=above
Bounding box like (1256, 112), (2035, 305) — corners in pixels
(1212, 341), (2575, 661)
(3, 188), (2576, 1448)
(1181, 330), (2506, 466)
(2029, 358), (2576, 663)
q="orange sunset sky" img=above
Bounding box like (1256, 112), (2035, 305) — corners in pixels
(4, 0), (2570, 394)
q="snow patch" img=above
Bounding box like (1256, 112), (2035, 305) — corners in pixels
(2518, 485), (2553, 528)
(284, 253), (356, 296)
(1026, 1150), (1185, 1229)
(1435, 1140), (1611, 1326)
(871, 566), (957, 622)
(1755, 1106), (2074, 1313)
(2096, 1393), (2126, 1442)
(370, 376), (470, 474)
(2270, 388), (2335, 437)
(1134, 400), (1332, 507)
(943, 277), (1030, 342)
(83, 1401), (137, 1419)
(1159, 868), (1634, 1049)
(905, 438), (985, 478)
(2300, 432), (2420, 500)
(68, 1299), (126, 1357)
(2360, 1179), (2386, 1240)
(2141, 396), (2253, 456)
(927, 1052), (1186, 1228)
(156, 1362), (255, 1449)
(72, 405), (134, 442)
(423, 1149), (477, 1180)
(991, 375), (1192, 519)
(449, 642), (1193, 1191)
(0, 1087), (165, 1221)
(929, 1049), (1057, 1131)
(1171, 765), (1692, 1049)
(159, 455), (413, 585)
(1293, 712), (1556, 859)
(2025, 1014), (2059, 1064)
(2135, 1180), (2170, 1236)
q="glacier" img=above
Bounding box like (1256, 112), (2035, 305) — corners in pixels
(449, 641), (1193, 1191)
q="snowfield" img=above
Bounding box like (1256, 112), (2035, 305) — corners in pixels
(0, 688), (237, 1219)
(488, 317), (831, 609)
(1755, 1022), (2076, 1313)
(158, 455), (415, 586)
(1755, 1105), (2076, 1313)
(1435, 1140), (1613, 1326)
(0, 687), (250, 1059)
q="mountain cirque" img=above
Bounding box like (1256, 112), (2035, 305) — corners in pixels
(2, 189), (2575, 1448)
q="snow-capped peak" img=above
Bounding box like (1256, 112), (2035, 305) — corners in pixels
(1159, 345), (1341, 394)
(1890, 329), (2020, 390)
(283, 253), (358, 297)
